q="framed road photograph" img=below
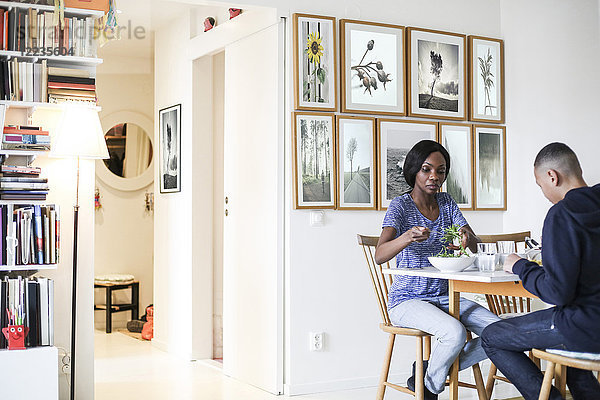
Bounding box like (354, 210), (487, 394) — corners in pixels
(340, 19), (405, 116)
(293, 14), (337, 112)
(336, 116), (376, 210)
(377, 119), (437, 209)
(469, 36), (505, 123)
(440, 123), (474, 210)
(293, 112), (336, 209)
(159, 104), (181, 193)
(407, 27), (466, 120)
(474, 125), (506, 210)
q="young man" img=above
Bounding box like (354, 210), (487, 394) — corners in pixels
(481, 142), (600, 400)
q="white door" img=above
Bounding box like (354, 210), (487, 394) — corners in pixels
(222, 21), (284, 394)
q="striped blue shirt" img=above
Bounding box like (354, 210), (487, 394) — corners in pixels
(382, 192), (468, 309)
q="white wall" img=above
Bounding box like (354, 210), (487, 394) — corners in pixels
(500, 0), (600, 237)
(94, 52), (155, 331)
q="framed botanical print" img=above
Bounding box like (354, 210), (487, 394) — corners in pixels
(293, 14), (337, 111)
(159, 104), (181, 193)
(407, 27), (467, 120)
(440, 123), (474, 210)
(377, 119), (437, 209)
(340, 19), (405, 115)
(292, 112), (336, 209)
(336, 116), (377, 210)
(474, 125), (506, 210)
(469, 36), (505, 123)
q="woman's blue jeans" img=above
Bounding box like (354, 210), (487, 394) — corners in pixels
(389, 296), (500, 394)
(481, 307), (600, 400)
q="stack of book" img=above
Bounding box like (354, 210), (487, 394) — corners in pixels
(0, 165), (46, 200)
(0, 203), (59, 266)
(3, 125), (50, 150)
(47, 66), (96, 105)
(0, 7), (97, 57)
(0, 276), (54, 348)
(0, 59), (48, 102)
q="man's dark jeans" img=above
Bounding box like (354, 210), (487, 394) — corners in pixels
(481, 307), (600, 400)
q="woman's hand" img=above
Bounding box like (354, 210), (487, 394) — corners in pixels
(404, 226), (430, 243)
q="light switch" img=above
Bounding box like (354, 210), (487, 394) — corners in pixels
(310, 210), (325, 227)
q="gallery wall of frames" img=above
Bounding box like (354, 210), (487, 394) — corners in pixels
(292, 13), (507, 211)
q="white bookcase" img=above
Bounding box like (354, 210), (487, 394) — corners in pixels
(0, 347), (58, 399)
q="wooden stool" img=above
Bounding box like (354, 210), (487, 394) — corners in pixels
(94, 281), (139, 333)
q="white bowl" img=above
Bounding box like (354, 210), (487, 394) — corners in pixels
(428, 256), (475, 273)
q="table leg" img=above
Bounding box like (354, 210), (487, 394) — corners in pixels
(131, 282), (139, 320)
(106, 286), (112, 334)
(448, 280), (460, 400)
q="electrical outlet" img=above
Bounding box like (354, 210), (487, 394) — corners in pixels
(309, 332), (324, 351)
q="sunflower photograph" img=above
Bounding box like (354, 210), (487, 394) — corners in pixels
(293, 14), (337, 111)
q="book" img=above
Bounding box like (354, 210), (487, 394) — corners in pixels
(48, 75), (95, 85)
(0, 177), (48, 183)
(48, 82), (96, 91)
(1, 165), (42, 175)
(33, 205), (43, 264)
(43, 207), (49, 264)
(48, 278), (53, 345)
(26, 280), (39, 347)
(49, 208), (55, 264)
(0, 182), (49, 189)
(0, 280), (6, 348)
(38, 277), (48, 345)
(47, 66), (90, 78)
(6, 203), (15, 266)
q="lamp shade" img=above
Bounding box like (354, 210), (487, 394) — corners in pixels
(51, 107), (109, 159)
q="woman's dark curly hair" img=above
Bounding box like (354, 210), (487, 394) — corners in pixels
(402, 140), (451, 188)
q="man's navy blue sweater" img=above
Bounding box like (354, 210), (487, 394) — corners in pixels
(513, 183), (600, 352)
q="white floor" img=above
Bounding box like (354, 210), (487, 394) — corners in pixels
(94, 330), (521, 400)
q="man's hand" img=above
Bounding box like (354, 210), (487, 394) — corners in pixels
(503, 253), (523, 274)
(405, 226), (430, 243)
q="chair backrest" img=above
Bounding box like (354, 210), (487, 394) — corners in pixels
(357, 234), (394, 326)
(478, 231), (532, 315)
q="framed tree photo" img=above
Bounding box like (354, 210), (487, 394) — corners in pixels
(340, 19), (405, 116)
(293, 14), (337, 111)
(336, 116), (376, 210)
(407, 27), (466, 120)
(377, 119), (437, 209)
(159, 104), (181, 193)
(293, 112), (336, 209)
(469, 36), (505, 123)
(440, 123), (474, 210)
(474, 125), (506, 210)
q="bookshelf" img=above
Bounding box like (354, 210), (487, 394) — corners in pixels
(0, 1), (104, 17)
(0, 50), (103, 66)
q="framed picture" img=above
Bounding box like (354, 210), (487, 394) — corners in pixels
(293, 112), (336, 209)
(377, 119), (437, 209)
(474, 125), (506, 210)
(407, 27), (466, 120)
(340, 19), (405, 116)
(440, 123), (474, 210)
(469, 36), (505, 123)
(293, 14), (337, 111)
(336, 116), (376, 210)
(159, 104), (181, 193)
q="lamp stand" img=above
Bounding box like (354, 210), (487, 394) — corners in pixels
(70, 157), (80, 400)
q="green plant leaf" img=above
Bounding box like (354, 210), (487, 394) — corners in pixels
(317, 68), (326, 85)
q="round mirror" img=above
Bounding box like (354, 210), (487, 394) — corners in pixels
(96, 111), (154, 192)
(103, 123), (153, 178)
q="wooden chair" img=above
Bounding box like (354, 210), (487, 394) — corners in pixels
(478, 231), (535, 398)
(358, 234), (488, 400)
(532, 348), (600, 399)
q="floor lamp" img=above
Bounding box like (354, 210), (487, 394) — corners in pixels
(51, 107), (109, 400)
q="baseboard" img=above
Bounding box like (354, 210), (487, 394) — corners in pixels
(284, 372), (408, 396)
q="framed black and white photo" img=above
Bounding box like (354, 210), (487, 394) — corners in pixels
(159, 104), (181, 193)
(474, 125), (506, 210)
(377, 119), (437, 209)
(336, 116), (376, 210)
(440, 123), (474, 210)
(407, 27), (466, 120)
(293, 14), (337, 112)
(340, 19), (405, 116)
(293, 112), (336, 209)
(469, 36), (505, 123)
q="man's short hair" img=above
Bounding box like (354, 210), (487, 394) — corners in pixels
(534, 142), (582, 178)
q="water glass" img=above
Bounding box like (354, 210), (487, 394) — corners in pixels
(477, 243), (497, 272)
(497, 241), (516, 254)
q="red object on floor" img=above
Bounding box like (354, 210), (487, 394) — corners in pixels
(141, 306), (153, 340)
(229, 8), (242, 19)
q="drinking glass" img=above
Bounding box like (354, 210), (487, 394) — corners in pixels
(477, 243), (497, 272)
(497, 241), (516, 254)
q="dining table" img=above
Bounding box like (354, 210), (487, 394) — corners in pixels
(382, 265), (538, 400)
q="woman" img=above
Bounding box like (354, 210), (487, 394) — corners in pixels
(375, 140), (499, 399)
